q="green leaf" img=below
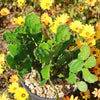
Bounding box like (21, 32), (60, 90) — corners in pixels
(58, 73), (64, 78)
(3, 31), (20, 44)
(76, 81), (88, 92)
(34, 42), (52, 63)
(69, 59), (84, 73)
(7, 44), (27, 60)
(84, 56), (96, 68)
(82, 68), (98, 83)
(55, 25), (71, 42)
(80, 45), (90, 60)
(24, 13), (42, 34)
(41, 64), (53, 80)
(66, 73), (76, 84)
(6, 55), (16, 69)
(39, 79), (47, 86)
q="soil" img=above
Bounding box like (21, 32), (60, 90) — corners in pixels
(24, 69), (77, 99)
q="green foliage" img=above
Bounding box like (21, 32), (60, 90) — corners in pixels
(24, 13), (42, 34)
(76, 81), (88, 92)
(68, 59), (83, 73)
(84, 56), (96, 68)
(34, 42), (52, 63)
(82, 68), (98, 83)
(55, 25), (71, 42)
(80, 45), (90, 60)
(3, 13), (97, 93)
(41, 64), (53, 80)
(66, 72), (76, 84)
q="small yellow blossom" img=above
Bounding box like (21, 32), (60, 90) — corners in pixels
(11, 18), (17, 25)
(70, 95), (78, 100)
(40, 0), (54, 10)
(79, 24), (95, 39)
(16, 16), (24, 26)
(69, 20), (83, 33)
(75, 40), (85, 49)
(0, 53), (5, 66)
(50, 13), (69, 33)
(41, 13), (52, 26)
(90, 47), (99, 57)
(14, 87), (29, 100)
(17, 0), (25, 7)
(85, 0), (97, 6)
(9, 74), (19, 83)
(0, 8), (10, 16)
(8, 83), (19, 93)
(78, 6), (84, 11)
(87, 38), (96, 47)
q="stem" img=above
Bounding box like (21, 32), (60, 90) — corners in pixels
(49, 79), (60, 100)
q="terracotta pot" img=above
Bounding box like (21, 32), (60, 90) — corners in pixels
(20, 78), (77, 100)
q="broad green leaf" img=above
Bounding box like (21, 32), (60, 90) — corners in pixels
(82, 68), (98, 83)
(76, 81), (88, 92)
(24, 13), (42, 34)
(3, 31), (20, 44)
(6, 55), (16, 69)
(69, 59), (84, 73)
(7, 44), (27, 60)
(41, 64), (53, 80)
(80, 45), (90, 60)
(55, 25), (71, 42)
(39, 79), (47, 86)
(84, 56), (96, 68)
(66, 73), (76, 84)
(34, 42), (52, 63)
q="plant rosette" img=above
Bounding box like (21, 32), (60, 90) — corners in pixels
(3, 13), (98, 99)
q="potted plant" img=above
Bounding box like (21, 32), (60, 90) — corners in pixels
(3, 13), (98, 100)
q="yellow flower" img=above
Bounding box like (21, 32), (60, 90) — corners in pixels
(0, 67), (4, 74)
(11, 18), (17, 25)
(79, 24), (95, 39)
(87, 38), (96, 47)
(85, 0), (97, 6)
(90, 47), (99, 57)
(80, 89), (91, 100)
(0, 8), (10, 16)
(17, 0), (25, 7)
(78, 6), (84, 11)
(8, 83), (19, 93)
(50, 13), (69, 33)
(75, 40), (85, 49)
(16, 16), (24, 26)
(41, 12), (52, 26)
(96, 31), (100, 39)
(94, 69), (100, 81)
(0, 92), (9, 100)
(14, 87), (29, 100)
(40, 0), (54, 10)
(69, 20), (83, 33)
(0, 53), (5, 66)
(9, 74), (19, 83)
(70, 95), (78, 100)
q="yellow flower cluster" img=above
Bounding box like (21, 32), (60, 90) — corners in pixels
(8, 74), (29, 100)
(41, 12), (52, 26)
(17, 0), (25, 7)
(11, 16), (25, 26)
(70, 20), (97, 47)
(0, 53), (5, 74)
(40, 0), (54, 10)
(50, 13), (69, 33)
(0, 8), (10, 16)
(85, 0), (97, 6)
